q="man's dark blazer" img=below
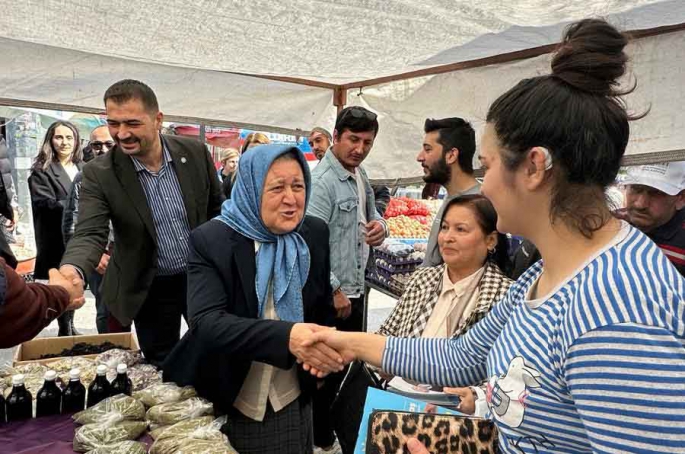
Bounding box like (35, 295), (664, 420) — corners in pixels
(60, 135), (222, 325)
(29, 161), (83, 278)
(163, 216), (336, 414)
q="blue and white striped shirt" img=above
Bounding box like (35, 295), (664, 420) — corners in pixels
(131, 144), (190, 276)
(383, 223), (685, 453)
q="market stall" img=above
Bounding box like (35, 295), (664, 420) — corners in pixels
(365, 197), (441, 299)
(0, 334), (237, 453)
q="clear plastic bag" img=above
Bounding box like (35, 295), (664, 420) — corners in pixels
(73, 394), (146, 425)
(150, 416), (231, 454)
(128, 363), (162, 391)
(95, 349), (143, 370)
(146, 396), (213, 428)
(175, 439), (238, 454)
(84, 440), (147, 454)
(73, 420), (148, 452)
(133, 382), (197, 408)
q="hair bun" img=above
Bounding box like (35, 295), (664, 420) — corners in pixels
(551, 19), (628, 96)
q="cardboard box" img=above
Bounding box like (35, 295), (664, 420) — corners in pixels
(13, 332), (140, 367)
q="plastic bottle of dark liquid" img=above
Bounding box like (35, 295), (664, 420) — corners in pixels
(36, 370), (62, 417)
(87, 365), (111, 407)
(6, 374), (33, 421)
(62, 368), (86, 413)
(110, 364), (132, 396)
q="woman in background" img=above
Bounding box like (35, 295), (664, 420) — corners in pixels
(29, 120), (83, 336)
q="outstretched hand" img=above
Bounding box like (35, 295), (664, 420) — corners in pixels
(48, 268), (86, 311)
(300, 329), (357, 377)
(289, 323), (345, 378)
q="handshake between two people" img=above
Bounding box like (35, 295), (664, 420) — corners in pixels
(48, 265), (87, 311)
(288, 323), (357, 379)
(288, 325), (387, 379)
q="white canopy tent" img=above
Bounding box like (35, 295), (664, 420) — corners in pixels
(1, 0), (683, 179)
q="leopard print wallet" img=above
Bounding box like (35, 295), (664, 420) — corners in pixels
(366, 410), (499, 454)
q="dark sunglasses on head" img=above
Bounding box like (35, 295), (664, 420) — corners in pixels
(340, 107), (377, 122)
(90, 141), (115, 151)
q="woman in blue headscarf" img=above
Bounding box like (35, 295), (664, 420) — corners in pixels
(164, 145), (339, 454)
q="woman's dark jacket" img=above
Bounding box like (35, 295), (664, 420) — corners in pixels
(28, 161), (82, 279)
(163, 215), (335, 413)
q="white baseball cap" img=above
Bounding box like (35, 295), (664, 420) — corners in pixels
(623, 161), (685, 196)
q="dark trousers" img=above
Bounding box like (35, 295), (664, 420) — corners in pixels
(313, 295), (364, 448)
(89, 271), (109, 334)
(134, 273), (188, 368)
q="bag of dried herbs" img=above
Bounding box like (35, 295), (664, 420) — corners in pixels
(149, 416), (234, 454)
(84, 440), (147, 454)
(73, 394), (146, 425)
(133, 382), (197, 408)
(73, 420), (148, 452)
(146, 396), (213, 428)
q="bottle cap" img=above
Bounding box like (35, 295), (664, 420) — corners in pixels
(96, 365), (108, 376)
(45, 370), (57, 381)
(12, 374), (24, 385)
(116, 364), (127, 374)
(70, 368), (81, 380)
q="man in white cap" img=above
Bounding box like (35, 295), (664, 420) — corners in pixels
(621, 161), (685, 275)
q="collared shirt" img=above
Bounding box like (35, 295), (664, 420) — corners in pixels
(647, 208), (685, 276)
(131, 141), (190, 275)
(421, 183), (481, 268)
(308, 148), (387, 296)
(421, 265), (484, 338)
(233, 242), (301, 421)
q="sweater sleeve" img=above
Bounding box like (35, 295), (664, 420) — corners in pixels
(381, 287), (516, 387)
(564, 323), (685, 453)
(0, 260), (70, 348)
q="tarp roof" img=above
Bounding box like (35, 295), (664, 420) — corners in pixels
(1, 0), (684, 178)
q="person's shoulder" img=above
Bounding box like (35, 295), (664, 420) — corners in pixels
(164, 134), (206, 153)
(192, 218), (233, 241)
(82, 150), (114, 173)
(301, 215), (329, 240)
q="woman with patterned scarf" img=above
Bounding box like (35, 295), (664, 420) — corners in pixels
(377, 194), (512, 413)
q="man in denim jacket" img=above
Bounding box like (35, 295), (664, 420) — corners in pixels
(307, 106), (387, 452)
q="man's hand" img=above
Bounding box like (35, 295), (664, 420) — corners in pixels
(289, 323), (344, 378)
(96, 253), (110, 275)
(365, 220), (386, 246)
(333, 290), (352, 319)
(48, 268), (86, 311)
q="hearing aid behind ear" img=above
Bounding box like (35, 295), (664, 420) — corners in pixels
(540, 147), (553, 171)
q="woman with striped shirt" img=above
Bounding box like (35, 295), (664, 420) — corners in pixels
(306, 19), (685, 454)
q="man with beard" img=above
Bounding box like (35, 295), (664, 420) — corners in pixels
(417, 117), (480, 267)
(618, 161), (685, 275)
(58, 79), (222, 366)
(309, 127), (333, 161)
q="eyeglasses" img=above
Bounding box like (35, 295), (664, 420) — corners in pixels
(339, 107), (377, 122)
(90, 141), (115, 151)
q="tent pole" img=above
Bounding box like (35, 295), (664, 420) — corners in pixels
(334, 87), (346, 115)
(199, 124), (206, 143)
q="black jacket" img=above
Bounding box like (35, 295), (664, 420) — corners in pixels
(0, 137), (14, 221)
(29, 161), (83, 278)
(60, 135), (222, 324)
(0, 137), (17, 269)
(163, 216), (335, 413)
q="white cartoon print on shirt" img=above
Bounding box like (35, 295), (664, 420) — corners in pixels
(487, 356), (541, 428)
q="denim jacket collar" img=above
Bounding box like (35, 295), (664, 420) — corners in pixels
(324, 147), (357, 182)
